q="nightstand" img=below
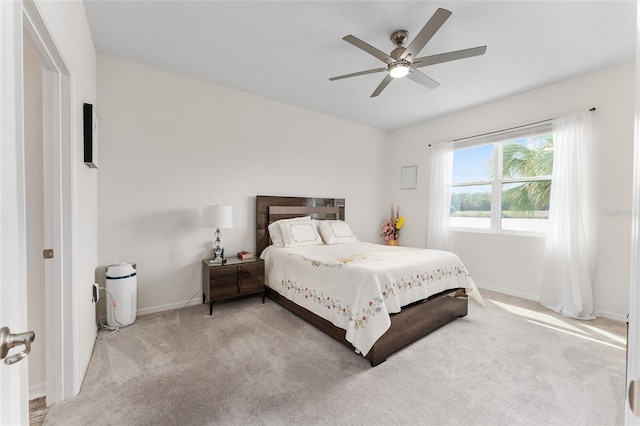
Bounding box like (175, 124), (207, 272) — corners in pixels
(201, 257), (265, 315)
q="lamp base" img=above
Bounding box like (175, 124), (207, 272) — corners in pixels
(213, 230), (225, 263)
(213, 247), (225, 260)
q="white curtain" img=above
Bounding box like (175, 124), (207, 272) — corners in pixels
(540, 111), (597, 319)
(426, 141), (453, 250)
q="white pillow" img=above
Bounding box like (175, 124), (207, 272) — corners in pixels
(268, 216), (311, 247)
(318, 220), (358, 244)
(279, 220), (324, 247)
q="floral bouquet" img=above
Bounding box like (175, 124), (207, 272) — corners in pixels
(380, 204), (405, 241)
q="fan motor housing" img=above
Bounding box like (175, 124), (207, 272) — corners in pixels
(390, 30), (409, 60)
(390, 29), (409, 46)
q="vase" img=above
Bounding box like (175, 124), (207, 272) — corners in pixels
(387, 240), (398, 246)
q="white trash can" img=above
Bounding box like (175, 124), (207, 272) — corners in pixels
(105, 262), (137, 327)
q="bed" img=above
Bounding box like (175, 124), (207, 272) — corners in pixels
(256, 195), (480, 366)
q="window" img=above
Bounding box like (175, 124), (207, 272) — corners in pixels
(450, 123), (553, 233)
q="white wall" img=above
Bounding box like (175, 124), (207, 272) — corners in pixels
(36, 0), (98, 395)
(96, 54), (388, 315)
(387, 63), (634, 320)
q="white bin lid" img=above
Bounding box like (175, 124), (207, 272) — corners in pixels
(106, 262), (137, 278)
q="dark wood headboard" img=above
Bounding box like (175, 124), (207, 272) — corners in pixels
(256, 195), (345, 255)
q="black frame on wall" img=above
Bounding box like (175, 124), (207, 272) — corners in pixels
(83, 102), (98, 168)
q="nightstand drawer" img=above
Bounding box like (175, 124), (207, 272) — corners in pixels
(238, 263), (265, 294)
(209, 267), (239, 299)
(202, 258), (265, 315)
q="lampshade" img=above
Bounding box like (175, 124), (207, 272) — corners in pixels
(389, 63), (410, 79)
(202, 205), (233, 229)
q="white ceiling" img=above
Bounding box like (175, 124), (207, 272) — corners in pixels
(83, 1), (636, 132)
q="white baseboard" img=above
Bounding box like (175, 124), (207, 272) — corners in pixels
(595, 309), (628, 323)
(98, 285), (628, 326)
(475, 282), (540, 303)
(29, 382), (46, 400)
(137, 296), (202, 316)
(475, 282), (628, 322)
(98, 295), (202, 325)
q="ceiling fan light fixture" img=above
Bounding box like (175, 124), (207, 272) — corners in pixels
(389, 62), (410, 78)
(329, 8), (486, 97)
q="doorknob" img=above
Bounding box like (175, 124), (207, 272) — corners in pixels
(0, 327), (35, 365)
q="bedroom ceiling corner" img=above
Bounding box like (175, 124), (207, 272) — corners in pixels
(83, 0), (636, 132)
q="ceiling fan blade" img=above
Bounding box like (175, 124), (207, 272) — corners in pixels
(343, 35), (393, 63)
(401, 8), (452, 61)
(329, 67), (387, 81)
(413, 46), (487, 68)
(370, 74), (394, 97)
(407, 69), (440, 90)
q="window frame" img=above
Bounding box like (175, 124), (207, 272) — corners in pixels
(449, 121), (553, 235)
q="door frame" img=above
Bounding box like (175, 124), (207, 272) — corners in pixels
(22, 0), (76, 405)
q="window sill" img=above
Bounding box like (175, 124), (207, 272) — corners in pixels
(450, 227), (547, 238)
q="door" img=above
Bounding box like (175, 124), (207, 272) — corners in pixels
(628, 2), (640, 423)
(24, 16), (48, 403)
(0, 0), (31, 424)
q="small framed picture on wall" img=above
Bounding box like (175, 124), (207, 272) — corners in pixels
(83, 103), (98, 168)
(401, 165), (417, 189)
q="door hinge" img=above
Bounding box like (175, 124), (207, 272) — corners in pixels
(43, 249), (54, 259)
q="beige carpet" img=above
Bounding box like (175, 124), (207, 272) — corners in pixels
(43, 289), (626, 425)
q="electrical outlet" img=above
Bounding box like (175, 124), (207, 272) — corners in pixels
(92, 283), (99, 303)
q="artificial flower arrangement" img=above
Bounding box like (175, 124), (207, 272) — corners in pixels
(380, 204), (405, 241)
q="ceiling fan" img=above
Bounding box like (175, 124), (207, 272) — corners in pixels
(329, 8), (487, 97)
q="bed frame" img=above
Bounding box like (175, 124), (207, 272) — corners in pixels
(256, 195), (468, 366)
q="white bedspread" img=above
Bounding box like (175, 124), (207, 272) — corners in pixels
(261, 242), (482, 356)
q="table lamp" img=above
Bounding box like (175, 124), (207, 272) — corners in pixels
(202, 204), (233, 264)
